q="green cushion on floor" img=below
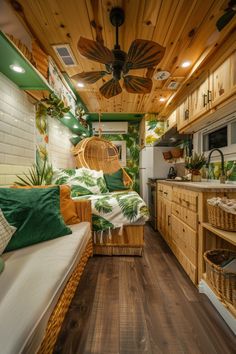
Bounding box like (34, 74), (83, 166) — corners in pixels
(0, 186), (72, 252)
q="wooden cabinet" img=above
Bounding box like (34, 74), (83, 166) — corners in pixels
(177, 97), (190, 130)
(190, 77), (210, 122)
(157, 183), (198, 284)
(165, 110), (177, 132)
(208, 50), (236, 108)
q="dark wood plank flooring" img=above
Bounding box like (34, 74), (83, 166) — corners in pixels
(54, 225), (236, 354)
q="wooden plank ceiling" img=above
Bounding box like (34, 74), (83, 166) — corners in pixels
(15, 0), (236, 116)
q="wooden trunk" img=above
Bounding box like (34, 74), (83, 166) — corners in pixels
(93, 225), (144, 256)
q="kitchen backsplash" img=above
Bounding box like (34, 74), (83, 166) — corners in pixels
(201, 160), (236, 181)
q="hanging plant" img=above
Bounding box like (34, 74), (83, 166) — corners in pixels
(75, 106), (88, 128)
(41, 93), (70, 118)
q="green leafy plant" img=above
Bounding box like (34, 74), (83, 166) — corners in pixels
(185, 152), (206, 172)
(15, 160), (53, 186)
(42, 93), (70, 118)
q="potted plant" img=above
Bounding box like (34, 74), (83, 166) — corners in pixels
(185, 152), (206, 182)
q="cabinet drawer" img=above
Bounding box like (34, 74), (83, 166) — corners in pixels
(172, 202), (197, 230)
(171, 215), (197, 265)
(162, 185), (172, 201)
(172, 187), (198, 212)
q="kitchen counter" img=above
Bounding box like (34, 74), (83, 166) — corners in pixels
(157, 180), (236, 192)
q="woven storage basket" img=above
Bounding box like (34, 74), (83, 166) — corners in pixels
(162, 151), (172, 160)
(171, 148), (184, 159)
(204, 249), (236, 305)
(207, 204), (236, 231)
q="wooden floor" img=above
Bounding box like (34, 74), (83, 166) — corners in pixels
(54, 225), (236, 354)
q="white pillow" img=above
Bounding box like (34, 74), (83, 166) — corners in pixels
(0, 209), (17, 255)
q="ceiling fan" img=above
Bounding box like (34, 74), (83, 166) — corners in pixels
(72, 7), (165, 99)
(216, 0), (236, 31)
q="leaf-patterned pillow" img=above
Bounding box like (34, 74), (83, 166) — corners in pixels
(52, 168), (108, 196)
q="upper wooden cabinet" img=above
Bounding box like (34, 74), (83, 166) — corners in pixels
(190, 77), (210, 121)
(176, 50), (236, 132)
(177, 97), (190, 130)
(165, 110), (177, 132)
(209, 55), (232, 107)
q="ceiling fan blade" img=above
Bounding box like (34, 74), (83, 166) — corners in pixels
(125, 39), (165, 71)
(78, 37), (114, 64)
(100, 79), (122, 99)
(123, 75), (153, 94)
(216, 9), (236, 31)
(71, 71), (108, 84)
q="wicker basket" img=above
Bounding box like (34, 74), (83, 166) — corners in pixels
(162, 151), (172, 160)
(207, 203), (236, 231)
(171, 147), (184, 159)
(204, 249), (236, 305)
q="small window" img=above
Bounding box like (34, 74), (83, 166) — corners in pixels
(208, 126), (227, 150)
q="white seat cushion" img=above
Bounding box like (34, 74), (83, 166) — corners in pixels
(0, 222), (91, 354)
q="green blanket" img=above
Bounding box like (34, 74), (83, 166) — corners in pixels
(73, 191), (149, 232)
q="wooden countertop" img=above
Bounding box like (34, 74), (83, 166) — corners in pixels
(156, 180), (236, 192)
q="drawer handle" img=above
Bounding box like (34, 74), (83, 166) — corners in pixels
(183, 228), (185, 232)
(159, 190), (163, 193)
(176, 210), (179, 214)
(185, 216), (188, 219)
(164, 191), (168, 195)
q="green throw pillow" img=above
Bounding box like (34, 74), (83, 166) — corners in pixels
(0, 187), (72, 252)
(104, 169), (129, 192)
(0, 257), (4, 273)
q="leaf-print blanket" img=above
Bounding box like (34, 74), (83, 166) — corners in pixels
(73, 191), (149, 232)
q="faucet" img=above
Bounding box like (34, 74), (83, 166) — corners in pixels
(206, 148), (226, 184)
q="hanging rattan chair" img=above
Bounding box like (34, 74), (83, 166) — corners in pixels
(71, 136), (133, 187)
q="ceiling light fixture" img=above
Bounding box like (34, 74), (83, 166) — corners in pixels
(159, 97), (166, 102)
(73, 124), (78, 128)
(77, 82), (84, 88)
(9, 64), (25, 73)
(181, 61), (191, 68)
(64, 115), (71, 119)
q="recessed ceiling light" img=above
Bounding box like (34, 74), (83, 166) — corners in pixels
(159, 97), (166, 102)
(73, 124), (78, 128)
(9, 64), (25, 73)
(64, 115), (71, 119)
(181, 61), (191, 68)
(77, 82), (84, 88)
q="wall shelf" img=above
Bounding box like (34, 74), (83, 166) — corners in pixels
(202, 222), (236, 246)
(0, 31), (52, 91)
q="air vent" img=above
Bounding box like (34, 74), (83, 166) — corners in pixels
(52, 44), (77, 67)
(167, 80), (179, 90)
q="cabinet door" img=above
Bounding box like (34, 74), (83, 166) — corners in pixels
(231, 50), (236, 92)
(190, 77), (209, 121)
(210, 56), (231, 106)
(165, 199), (172, 246)
(165, 110), (177, 132)
(157, 196), (164, 234)
(177, 97), (189, 130)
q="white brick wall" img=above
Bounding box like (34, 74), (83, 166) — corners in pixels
(0, 73), (35, 186)
(48, 118), (74, 169)
(0, 73), (76, 186)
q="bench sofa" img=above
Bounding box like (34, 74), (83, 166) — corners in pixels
(0, 199), (92, 354)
